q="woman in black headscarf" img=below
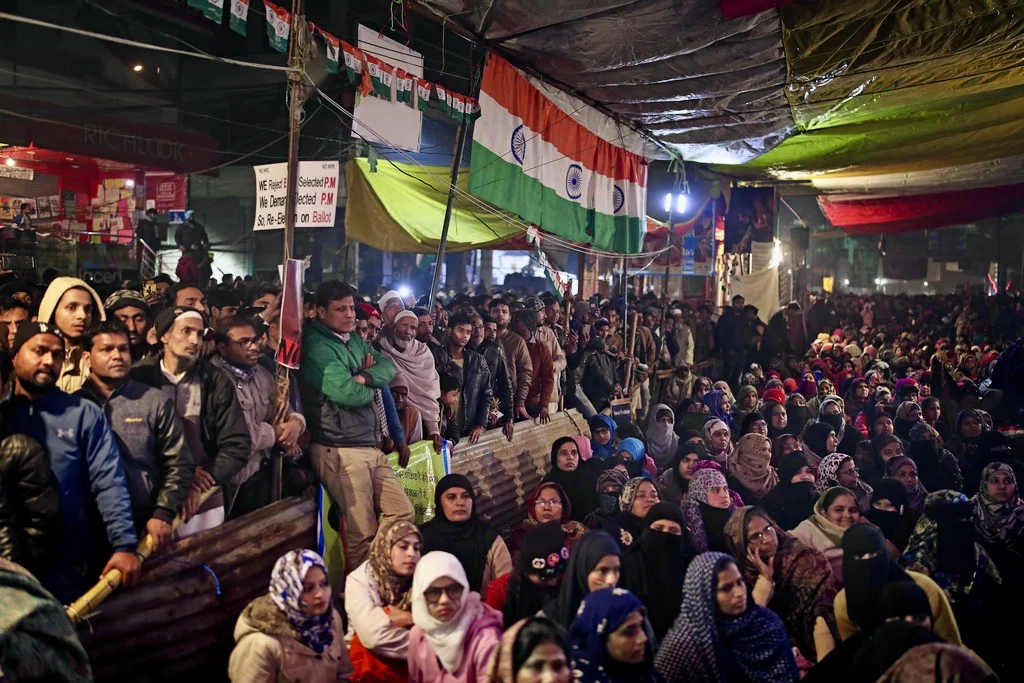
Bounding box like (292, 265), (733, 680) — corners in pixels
(801, 422), (838, 470)
(620, 502), (698, 640)
(865, 477), (918, 552)
(418, 474), (512, 595)
(543, 530), (621, 630)
(657, 441), (703, 505)
(761, 450), (818, 531)
(485, 520), (568, 626)
(786, 394), (812, 438)
(763, 400), (789, 441)
(543, 436), (600, 522)
(604, 478), (661, 550)
(944, 408), (984, 465)
(906, 422), (963, 493)
(961, 429), (1012, 495)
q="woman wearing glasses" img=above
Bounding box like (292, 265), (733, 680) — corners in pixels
(408, 551), (503, 683)
(507, 482), (587, 566)
(725, 507), (839, 664)
(816, 453), (874, 513)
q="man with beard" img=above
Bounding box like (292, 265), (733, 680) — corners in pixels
(207, 289), (242, 328)
(1, 322), (140, 602)
(511, 309), (554, 423)
(78, 321), (194, 551)
(433, 313), (493, 444)
(104, 290), (153, 363)
(412, 306), (439, 348)
(469, 314), (515, 441)
(132, 307), (250, 537)
(378, 310), (442, 452)
(489, 297), (533, 421)
(523, 296), (566, 415)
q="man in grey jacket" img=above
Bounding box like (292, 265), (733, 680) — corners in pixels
(78, 320), (195, 552)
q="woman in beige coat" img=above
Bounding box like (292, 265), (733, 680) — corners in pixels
(229, 549), (353, 683)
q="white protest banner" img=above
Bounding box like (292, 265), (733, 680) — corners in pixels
(252, 160), (339, 231)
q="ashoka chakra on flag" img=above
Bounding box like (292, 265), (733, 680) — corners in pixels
(565, 164), (584, 200)
(511, 125), (526, 165)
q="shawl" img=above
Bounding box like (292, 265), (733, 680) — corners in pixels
(728, 434), (779, 500)
(801, 422), (836, 469)
(410, 551), (484, 673)
(760, 451), (818, 532)
(645, 404), (679, 471)
(589, 414), (618, 460)
(801, 487), (855, 548)
(886, 456), (927, 513)
(484, 617), (567, 683)
(368, 519), (422, 611)
(724, 508), (838, 661)
(842, 378), (868, 420)
(667, 441), (704, 500)
(544, 436), (600, 522)
(654, 552), (799, 683)
(418, 474), (499, 593)
(378, 335), (440, 431)
(814, 453), (850, 496)
(876, 644), (997, 683)
(604, 478), (654, 548)
(543, 530), (621, 629)
(268, 550), (334, 654)
(971, 461), (1024, 545)
(584, 468), (631, 530)
(701, 418), (733, 463)
(683, 468), (734, 552)
(570, 588), (660, 683)
(702, 390), (736, 432)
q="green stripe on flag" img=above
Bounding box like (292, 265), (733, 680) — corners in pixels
(189, 0), (224, 23)
(469, 142), (644, 254)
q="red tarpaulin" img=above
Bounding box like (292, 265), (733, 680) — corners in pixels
(818, 183), (1024, 235)
(721, 0), (797, 20)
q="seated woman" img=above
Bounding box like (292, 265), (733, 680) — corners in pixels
(771, 433), (801, 467)
(484, 616), (572, 683)
(907, 422), (963, 493)
(760, 450), (817, 531)
(542, 437), (599, 523)
(702, 390), (737, 436)
(569, 587), (660, 683)
(887, 455), (927, 514)
(727, 433), (779, 504)
(486, 521), (568, 626)
(587, 415), (618, 470)
(865, 477), (918, 552)
(971, 462), (1024, 574)
(419, 474), (511, 596)
(543, 530), (621, 630)
(816, 453), (874, 513)
(229, 550), (352, 682)
(763, 400), (789, 441)
(893, 401), (922, 441)
(613, 438), (651, 480)
(681, 467), (736, 553)
(791, 487), (862, 584)
(701, 418), (733, 464)
(583, 468), (629, 530)
(675, 397), (710, 434)
(858, 433), (904, 489)
(740, 411), (768, 438)
(734, 385), (760, 428)
(603, 478), (660, 550)
(943, 408), (984, 463)
(507, 483), (587, 564)
(800, 422), (838, 470)
(656, 442), (702, 505)
(877, 643), (996, 683)
(724, 507), (838, 663)
(346, 520), (422, 683)
(645, 404), (679, 473)
(407, 551), (503, 683)
(619, 503), (697, 640)
(786, 394), (812, 436)
(655, 552), (799, 683)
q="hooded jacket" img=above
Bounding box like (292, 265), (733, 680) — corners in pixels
(37, 277), (106, 394)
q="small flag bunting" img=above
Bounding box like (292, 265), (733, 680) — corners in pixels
(322, 31), (341, 74)
(188, 0), (224, 24)
(379, 62), (395, 100)
(416, 78), (432, 111)
(342, 41), (363, 84)
(229, 0), (249, 35)
(263, 0), (290, 53)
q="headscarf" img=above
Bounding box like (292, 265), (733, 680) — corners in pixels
(616, 438), (647, 479)
(760, 450), (818, 532)
(740, 410), (766, 436)
(484, 617), (568, 683)
(683, 467), (734, 553)
(702, 390), (734, 427)
(815, 453), (851, 495)
(729, 434), (779, 499)
(797, 376), (817, 401)
(410, 551), (486, 673)
(645, 404), (678, 471)
(418, 474), (499, 592)
(893, 401), (921, 441)
(589, 414), (618, 461)
(368, 519), (421, 611)
(503, 521), (569, 625)
(544, 436), (600, 522)
(866, 477), (916, 550)
(519, 482), (587, 548)
(843, 378), (869, 420)
(886, 455), (927, 513)
(801, 422), (836, 468)
(806, 487), (856, 547)
(876, 644), (997, 683)
(654, 552), (799, 683)
(862, 433), (902, 488)
(570, 588), (658, 683)
(701, 418), (732, 463)
(724, 507), (839, 661)
(268, 550), (334, 654)
(543, 530), (621, 629)
(572, 435), (593, 462)
(737, 385), (759, 412)
(712, 381), (735, 404)
(971, 462), (1024, 545)
(840, 524), (912, 632)
(668, 441), (704, 497)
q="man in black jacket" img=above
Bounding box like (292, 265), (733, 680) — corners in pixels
(433, 313), (492, 444)
(131, 306), (249, 537)
(470, 314), (515, 442)
(0, 432), (59, 577)
(717, 295), (749, 392)
(79, 320), (195, 551)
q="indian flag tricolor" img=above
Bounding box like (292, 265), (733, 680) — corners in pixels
(469, 53), (648, 253)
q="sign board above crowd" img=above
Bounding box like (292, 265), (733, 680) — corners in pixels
(252, 160), (340, 231)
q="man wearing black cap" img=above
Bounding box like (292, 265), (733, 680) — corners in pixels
(131, 307), (250, 537)
(489, 297), (533, 421)
(207, 290), (242, 328)
(1, 322), (140, 601)
(104, 289), (153, 363)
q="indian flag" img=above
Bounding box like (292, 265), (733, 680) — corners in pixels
(469, 53), (648, 253)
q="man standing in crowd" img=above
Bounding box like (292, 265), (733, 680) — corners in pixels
(2, 322), (140, 602)
(172, 282), (210, 319)
(573, 318), (619, 412)
(78, 321), (194, 552)
(469, 314), (515, 441)
(511, 309), (554, 423)
(104, 290), (153, 363)
(0, 297), (30, 351)
(717, 294), (748, 390)
(490, 297), (533, 421)
(433, 313), (493, 444)
(208, 290), (242, 328)
(299, 281), (413, 569)
(212, 316), (305, 518)
(524, 296), (566, 414)
(132, 307), (250, 536)
(38, 277), (106, 393)
(692, 303), (716, 371)
(378, 309), (441, 451)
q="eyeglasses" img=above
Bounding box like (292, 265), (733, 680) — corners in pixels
(534, 499), (563, 508)
(748, 525), (776, 545)
(228, 336), (260, 348)
(423, 584), (463, 603)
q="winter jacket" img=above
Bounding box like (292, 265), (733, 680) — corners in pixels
(474, 339), (514, 424)
(0, 434), (59, 573)
(523, 336), (554, 410)
(672, 324), (695, 368)
(37, 277), (106, 394)
(78, 378), (195, 527)
(535, 326), (566, 405)
(579, 350), (618, 412)
(131, 357), (250, 488)
(229, 594), (353, 683)
(344, 561), (411, 661)
(717, 308), (747, 353)
(433, 346), (493, 435)
(497, 329), (533, 406)
(174, 219), (209, 252)
(407, 596), (503, 683)
(299, 321), (395, 448)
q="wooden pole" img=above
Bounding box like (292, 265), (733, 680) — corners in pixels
(65, 487), (220, 624)
(623, 311), (639, 402)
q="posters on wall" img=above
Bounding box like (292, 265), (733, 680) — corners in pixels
(0, 195), (62, 222)
(145, 173), (188, 213)
(252, 160), (340, 231)
(682, 202), (716, 276)
(724, 187), (775, 254)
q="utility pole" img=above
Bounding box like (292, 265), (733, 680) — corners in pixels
(282, 0), (306, 262)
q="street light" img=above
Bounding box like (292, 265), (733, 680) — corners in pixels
(923, 281), (929, 288)
(843, 278), (850, 286)
(133, 64), (144, 72)
(662, 193), (687, 214)
(874, 278), (882, 285)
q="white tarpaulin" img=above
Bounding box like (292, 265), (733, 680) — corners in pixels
(730, 266), (780, 323)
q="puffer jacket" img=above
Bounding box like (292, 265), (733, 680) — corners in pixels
(433, 346), (493, 435)
(37, 277), (106, 394)
(229, 594), (353, 683)
(0, 434), (60, 573)
(473, 340), (514, 424)
(131, 358), (250, 488)
(299, 321), (395, 448)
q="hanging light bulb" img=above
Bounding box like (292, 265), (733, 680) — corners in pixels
(4, 158), (14, 167)
(662, 193), (673, 213)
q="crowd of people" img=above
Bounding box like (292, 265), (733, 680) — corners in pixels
(0, 269), (1021, 682)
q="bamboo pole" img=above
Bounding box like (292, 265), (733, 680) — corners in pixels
(622, 311), (639, 401)
(65, 487), (220, 624)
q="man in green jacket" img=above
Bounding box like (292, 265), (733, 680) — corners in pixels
(299, 280), (414, 569)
